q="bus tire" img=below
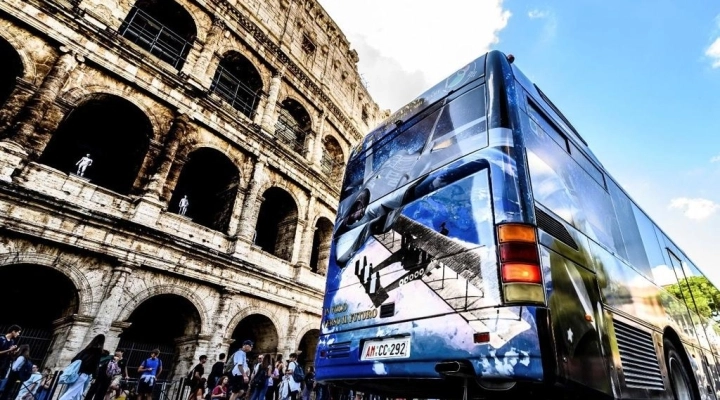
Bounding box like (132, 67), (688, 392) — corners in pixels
(664, 339), (697, 400)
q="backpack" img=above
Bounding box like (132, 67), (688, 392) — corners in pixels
(291, 362), (304, 383)
(58, 360), (82, 384)
(223, 352), (237, 375)
(185, 365), (199, 386)
(106, 360), (121, 378)
(17, 359), (33, 382)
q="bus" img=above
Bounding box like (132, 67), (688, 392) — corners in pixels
(314, 50), (720, 400)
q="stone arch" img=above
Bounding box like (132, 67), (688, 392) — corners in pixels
(60, 86), (165, 140)
(117, 292), (204, 379)
(0, 252), (94, 315)
(225, 307), (282, 359)
(254, 187), (299, 261)
(210, 50), (265, 119)
(168, 147), (240, 231)
(254, 179), (306, 219)
(294, 322), (320, 366)
(119, 0), (199, 70)
(319, 134), (344, 177)
(116, 284), (211, 334)
(310, 216), (333, 275)
(0, 27), (36, 84)
(275, 97), (312, 154)
(38, 93), (153, 195)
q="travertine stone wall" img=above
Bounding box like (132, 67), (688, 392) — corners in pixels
(0, 0), (388, 375)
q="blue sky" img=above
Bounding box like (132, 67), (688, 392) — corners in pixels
(319, 1), (720, 283)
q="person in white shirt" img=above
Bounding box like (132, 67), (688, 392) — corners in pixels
(228, 340), (253, 400)
(15, 365), (41, 400)
(284, 354), (301, 400)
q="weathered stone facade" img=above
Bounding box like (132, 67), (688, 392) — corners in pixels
(0, 0), (384, 378)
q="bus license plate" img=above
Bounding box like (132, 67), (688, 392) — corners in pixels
(360, 338), (411, 360)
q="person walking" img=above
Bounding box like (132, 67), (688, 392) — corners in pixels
(59, 334), (105, 400)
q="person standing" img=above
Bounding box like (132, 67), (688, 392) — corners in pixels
(0, 325), (21, 379)
(284, 354), (301, 400)
(206, 353), (225, 398)
(0, 344), (31, 400)
(59, 334), (105, 400)
(186, 355), (207, 400)
(14, 364), (41, 400)
(228, 341), (253, 400)
(136, 349), (162, 400)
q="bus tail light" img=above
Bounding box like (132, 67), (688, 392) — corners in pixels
(497, 224), (544, 304)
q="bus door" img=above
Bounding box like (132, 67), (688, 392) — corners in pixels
(667, 249), (720, 399)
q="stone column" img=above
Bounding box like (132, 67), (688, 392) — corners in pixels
(85, 264), (133, 343)
(260, 72), (283, 133)
(310, 112), (326, 166)
(226, 188), (247, 237)
(47, 315), (94, 371)
(192, 17), (225, 88)
(281, 308), (301, 357)
(237, 159), (267, 242)
(206, 289), (235, 358)
(296, 195), (316, 269)
(4, 46), (81, 155)
(145, 114), (191, 200)
(174, 335), (212, 379)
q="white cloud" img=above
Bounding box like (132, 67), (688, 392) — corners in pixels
(317, 0), (511, 111)
(669, 197), (720, 220)
(711, 154), (720, 163)
(528, 9), (548, 19)
(705, 37), (720, 68)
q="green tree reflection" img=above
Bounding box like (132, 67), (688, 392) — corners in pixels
(666, 276), (720, 319)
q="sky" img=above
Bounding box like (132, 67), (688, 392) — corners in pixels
(318, 0), (720, 284)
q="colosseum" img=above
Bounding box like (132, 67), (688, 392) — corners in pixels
(0, 0), (384, 378)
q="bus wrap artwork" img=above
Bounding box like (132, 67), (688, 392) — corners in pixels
(315, 50), (720, 400)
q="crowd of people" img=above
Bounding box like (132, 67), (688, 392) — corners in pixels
(1, 326), (338, 400)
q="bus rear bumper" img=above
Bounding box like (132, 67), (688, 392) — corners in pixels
(315, 307), (551, 386)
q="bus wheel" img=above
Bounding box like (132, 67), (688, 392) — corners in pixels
(665, 339), (696, 400)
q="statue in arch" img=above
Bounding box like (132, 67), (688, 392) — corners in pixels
(75, 154), (93, 176)
(179, 195), (189, 216)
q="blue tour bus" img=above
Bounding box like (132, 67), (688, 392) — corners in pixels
(314, 50), (720, 400)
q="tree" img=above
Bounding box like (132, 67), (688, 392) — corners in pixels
(666, 276), (720, 320)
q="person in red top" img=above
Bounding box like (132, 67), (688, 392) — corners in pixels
(211, 376), (229, 400)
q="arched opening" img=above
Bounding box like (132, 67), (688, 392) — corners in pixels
(0, 264), (79, 367)
(275, 99), (311, 154)
(118, 294), (202, 380)
(320, 136), (344, 178)
(297, 329), (319, 368)
(310, 217), (333, 275)
(254, 187), (298, 261)
(38, 94), (152, 195)
(210, 51), (263, 119)
(228, 314), (279, 361)
(0, 38), (23, 109)
(168, 148), (239, 232)
(119, 0), (197, 70)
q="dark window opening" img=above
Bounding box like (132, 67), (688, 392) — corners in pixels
(228, 314), (279, 361)
(169, 148), (239, 232)
(118, 294), (201, 380)
(119, 0), (197, 70)
(0, 264), (79, 368)
(0, 38), (23, 108)
(361, 106), (369, 124)
(39, 94), (152, 195)
(301, 35), (316, 55)
(320, 136), (343, 178)
(210, 52), (263, 119)
(310, 217), (333, 275)
(275, 99), (311, 154)
(254, 187), (298, 261)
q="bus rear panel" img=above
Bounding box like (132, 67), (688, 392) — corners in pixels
(315, 51), (549, 398)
